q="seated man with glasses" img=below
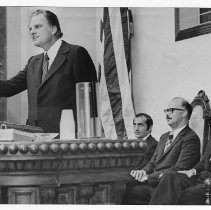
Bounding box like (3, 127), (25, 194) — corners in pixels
(150, 138), (211, 205)
(121, 97), (200, 205)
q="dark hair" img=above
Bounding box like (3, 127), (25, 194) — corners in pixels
(181, 100), (193, 119)
(134, 113), (153, 131)
(31, 9), (63, 38)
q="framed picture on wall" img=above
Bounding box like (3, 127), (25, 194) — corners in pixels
(175, 8), (211, 41)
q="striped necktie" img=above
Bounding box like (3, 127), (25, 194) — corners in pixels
(164, 132), (174, 152)
(42, 53), (49, 82)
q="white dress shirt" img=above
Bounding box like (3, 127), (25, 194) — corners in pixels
(171, 124), (187, 141)
(44, 38), (62, 70)
(142, 133), (150, 141)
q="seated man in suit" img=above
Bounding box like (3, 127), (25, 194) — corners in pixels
(122, 97), (200, 204)
(121, 113), (157, 204)
(150, 135), (211, 205)
(132, 113), (158, 169)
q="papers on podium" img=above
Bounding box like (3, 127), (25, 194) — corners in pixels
(0, 129), (58, 141)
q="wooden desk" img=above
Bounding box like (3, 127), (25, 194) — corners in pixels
(0, 139), (146, 204)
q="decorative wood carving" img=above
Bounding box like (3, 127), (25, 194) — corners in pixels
(192, 90), (211, 119)
(110, 182), (126, 204)
(76, 184), (94, 204)
(39, 186), (55, 204)
(90, 184), (110, 204)
(0, 139), (146, 172)
(57, 186), (77, 204)
(0, 139), (146, 204)
(204, 178), (211, 205)
(191, 90), (211, 154)
(191, 90), (211, 205)
(8, 187), (39, 204)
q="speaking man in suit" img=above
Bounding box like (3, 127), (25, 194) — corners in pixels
(122, 97), (200, 204)
(150, 134), (211, 205)
(0, 9), (97, 133)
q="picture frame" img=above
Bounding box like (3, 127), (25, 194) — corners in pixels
(175, 8), (211, 41)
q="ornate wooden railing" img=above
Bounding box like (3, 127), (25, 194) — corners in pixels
(0, 138), (146, 204)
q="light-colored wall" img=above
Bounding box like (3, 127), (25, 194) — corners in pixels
(7, 7), (23, 124)
(131, 7), (211, 140)
(7, 7), (97, 124)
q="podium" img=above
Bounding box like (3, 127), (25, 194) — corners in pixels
(76, 82), (102, 138)
(0, 138), (147, 204)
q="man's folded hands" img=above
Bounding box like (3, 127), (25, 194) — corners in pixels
(130, 169), (148, 182)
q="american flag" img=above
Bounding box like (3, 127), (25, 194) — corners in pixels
(98, 7), (135, 140)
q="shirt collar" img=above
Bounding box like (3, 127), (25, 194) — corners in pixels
(142, 133), (151, 141)
(44, 39), (62, 68)
(171, 124), (187, 140)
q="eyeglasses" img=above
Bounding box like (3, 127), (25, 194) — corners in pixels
(164, 108), (185, 114)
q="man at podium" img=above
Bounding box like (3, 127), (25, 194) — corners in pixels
(0, 9), (97, 133)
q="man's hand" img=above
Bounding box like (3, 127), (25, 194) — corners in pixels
(178, 169), (196, 178)
(130, 170), (137, 177)
(130, 170), (148, 182)
(159, 173), (164, 179)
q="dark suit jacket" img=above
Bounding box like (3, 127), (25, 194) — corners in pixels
(0, 41), (97, 133)
(143, 126), (200, 184)
(133, 135), (157, 169)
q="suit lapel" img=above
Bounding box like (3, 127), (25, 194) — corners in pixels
(32, 54), (43, 87)
(41, 41), (70, 85)
(157, 126), (189, 162)
(156, 132), (170, 161)
(146, 134), (151, 143)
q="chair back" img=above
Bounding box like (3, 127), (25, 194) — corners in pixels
(189, 90), (211, 156)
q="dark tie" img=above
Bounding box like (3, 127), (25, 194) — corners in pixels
(164, 132), (174, 152)
(42, 53), (49, 82)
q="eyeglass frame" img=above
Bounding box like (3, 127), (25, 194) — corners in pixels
(164, 108), (186, 114)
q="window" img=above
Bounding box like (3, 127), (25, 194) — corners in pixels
(175, 8), (211, 41)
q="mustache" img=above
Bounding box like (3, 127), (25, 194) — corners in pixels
(166, 117), (172, 120)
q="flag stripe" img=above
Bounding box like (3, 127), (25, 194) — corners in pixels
(100, 19), (103, 43)
(109, 8), (135, 139)
(99, 8), (117, 139)
(120, 7), (130, 73)
(98, 63), (101, 83)
(103, 7), (127, 139)
(98, 7), (135, 140)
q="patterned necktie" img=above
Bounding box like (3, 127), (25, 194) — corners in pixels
(164, 132), (174, 152)
(42, 53), (49, 82)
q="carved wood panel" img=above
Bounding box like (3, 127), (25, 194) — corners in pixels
(8, 187), (39, 204)
(90, 184), (110, 204)
(90, 182), (126, 204)
(39, 186), (55, 204)
(0, 139), (145, 204)
(57, 186), (78, 204)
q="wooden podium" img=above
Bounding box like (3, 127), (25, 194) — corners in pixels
(0, 138), (146, 204)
